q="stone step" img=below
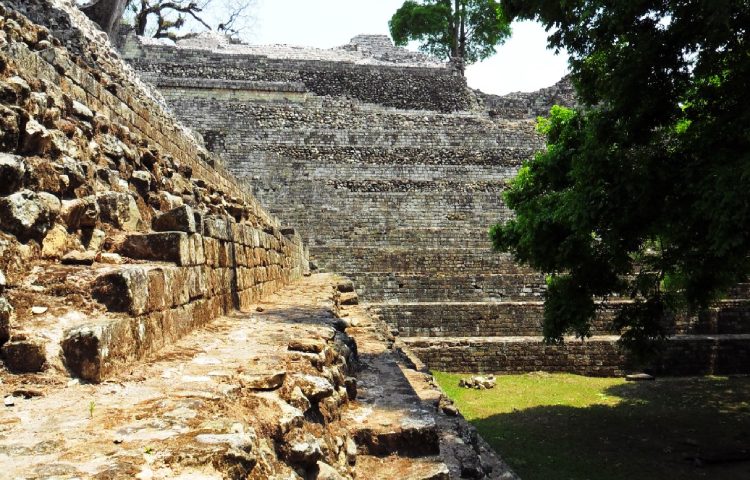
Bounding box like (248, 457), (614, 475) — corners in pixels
(371, 300), (750, 338)
(245, 144), (534, 168)
(354, 455), (449, 479)
(298, 227), (496, 249)
(371, 301), (615, 337)
(343, 272), (548, 302)
(0, 274), (359, 479)
(0, 255), (292, 381)
(340, 302), (442, 459)
(164, 95), (538, 134)
(310, 247), (535, 275)
(399, 334), (750, 377)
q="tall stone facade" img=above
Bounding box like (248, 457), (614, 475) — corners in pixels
(125, 33), (750, 376)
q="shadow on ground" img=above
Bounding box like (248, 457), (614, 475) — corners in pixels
(469, 376), (750, 480)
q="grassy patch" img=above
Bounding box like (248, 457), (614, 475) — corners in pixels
(434, 372), (750, 480)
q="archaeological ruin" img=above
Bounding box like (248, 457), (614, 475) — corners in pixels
(124, 29), (750, 377)
(1, 0), (749, 478)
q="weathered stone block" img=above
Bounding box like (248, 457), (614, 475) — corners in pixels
(0, 189), (59, 242)
(0, 153), (25, 195)
(1, 337), (46, 373)
(146, 268), (167, 312)
(97, 192), (142, 231)
(204, 236), (219, 267)
(92, 266), (149, 316)
(0, 296), (13, 345)
(187, 266), (208, 300)
(189, 233), (205, 265)
(61, 196), (99, 230)
(61, 319), (135, 382)
(152, 204), (196, 233)
(120, 232), (190, 265)
(165, 266), (190, 307)
(204, 215), (231, 241)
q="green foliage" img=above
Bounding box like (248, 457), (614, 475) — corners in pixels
(389, 0), (511, 65)
(493, 1), (750, 351)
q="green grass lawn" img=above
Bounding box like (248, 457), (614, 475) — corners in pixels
(434, 372), (750, 480)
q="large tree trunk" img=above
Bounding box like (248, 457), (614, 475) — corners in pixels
(80, 0), (129, 38)
(452, 0), (460, 58)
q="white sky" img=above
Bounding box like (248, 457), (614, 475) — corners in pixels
(244, 0), (569, 95)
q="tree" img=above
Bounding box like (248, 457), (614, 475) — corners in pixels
(389, 0), (511, 71)
(80, 0), (130, 37)
(126, 0), (255, 41)
(491, 0), (750, 356)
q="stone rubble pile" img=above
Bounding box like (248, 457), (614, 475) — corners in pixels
(459, 375), (497, 390)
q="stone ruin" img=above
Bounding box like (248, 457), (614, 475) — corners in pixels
(0, 1), (518, 478)
(0, 0), (748, 478)
(123, 28), (750, 377)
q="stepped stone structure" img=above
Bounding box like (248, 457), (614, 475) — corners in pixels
(0, 1), (516, 477)
(124, 31), (750, 377)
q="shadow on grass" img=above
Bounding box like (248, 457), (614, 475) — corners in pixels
(470, 376), (750, 480)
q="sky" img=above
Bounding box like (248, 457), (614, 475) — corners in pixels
(242, 0), (570, 96)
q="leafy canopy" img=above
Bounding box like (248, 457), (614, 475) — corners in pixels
(389, 0), (511, 66)
(492, 0), (750, 355)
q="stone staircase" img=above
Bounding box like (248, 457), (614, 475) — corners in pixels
(124, 16), (750, 378)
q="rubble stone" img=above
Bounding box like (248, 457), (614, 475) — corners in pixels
(283, 432), (323, 467)
(240, 371), (286, 390)
(41, 223), (69, 259)
(96, 192), (142, 231)
(0, 153), (25, 195)
(294, 374), (335, 402)
(0, 105), (20, 151)
(458, 376), (496, 390)
(61, 196), (99, 230)
(288, 338), (326, 354)
(0, 296), (12, 345)
(130, 169), (152, 195)
(21, 119), (51, 155)
(61, 251), (96, 265)
(0, 189), (58, 242)
(1, 337), (46, 373)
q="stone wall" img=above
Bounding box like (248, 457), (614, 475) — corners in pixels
(124, 33), (473, 112)
(478, 75), (577, 119)
(0, 0), (307, 381)
(403, 335), (750, 377)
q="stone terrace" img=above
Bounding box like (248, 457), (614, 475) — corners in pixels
(126, 32), (750, 377)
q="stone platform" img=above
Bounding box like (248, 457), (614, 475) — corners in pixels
(0, 274), (516, 479)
